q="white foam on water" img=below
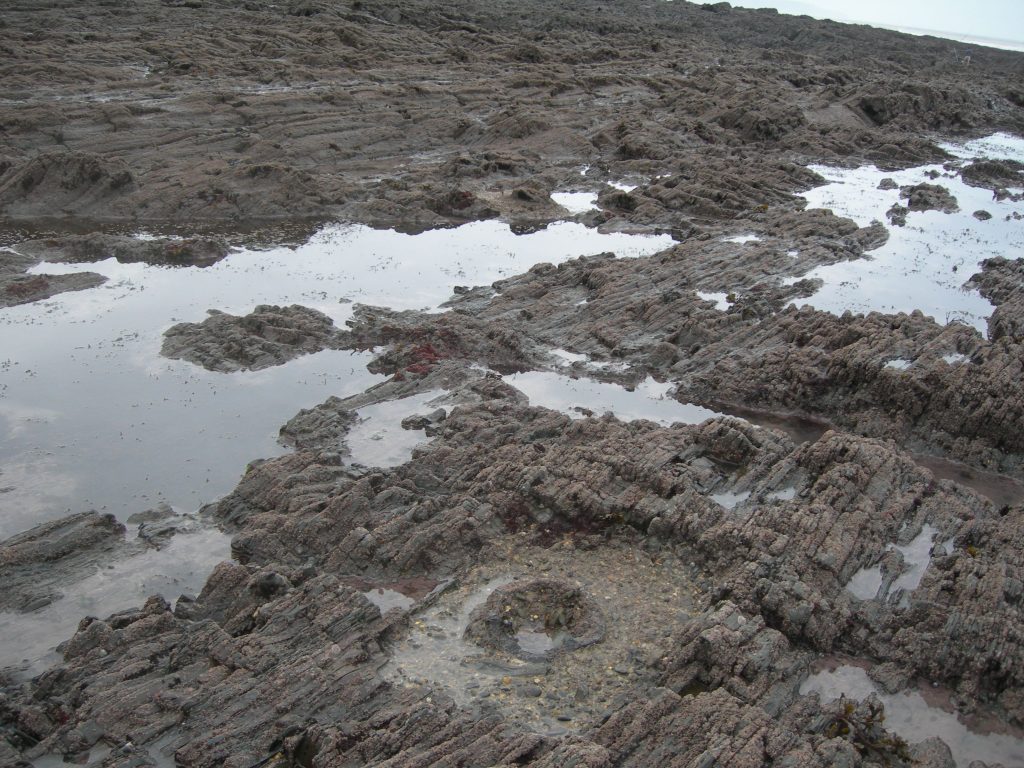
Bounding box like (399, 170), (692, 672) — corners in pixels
(801, 664), (1024, 768)
(550, 348), (590, 365)
(505, 371), (723, 427)
(585, 359), (632, 373)
(608, 181), (638, 193)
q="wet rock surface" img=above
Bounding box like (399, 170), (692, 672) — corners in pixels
(16, 234), (234, 268)
(2, 1), (1024, 766)
(967, 257), (1024, 342)
(0, 512), (134, 613)
(960, 159), (1024, 192)
(0, 248), (105, 308)
(6, 372), (1021, 765)
(161, 304), (345, 372)
(889, 182), (960, 223)
(0, 0), (1022, 234)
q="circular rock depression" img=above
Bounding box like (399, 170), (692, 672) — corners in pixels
(463, 578), (605, 662)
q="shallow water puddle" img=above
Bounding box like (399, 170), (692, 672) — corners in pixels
(0, 527), (230, 673)
(696, 291), (733, 311)
(0, 349), (380, 537)
(386, 542), (703, 735)
(548, 348), (632, 374)
(387, 576), (516, 703)
(914, 453), (1024, 509)
(363, 587), (417, 613)
(551, 192), (599, 214)
(801, 664), (1024, 768)
(794, 133), (1024, 335)
(549, 347), (590, 366)
(884, 358), (912, 371)
(1, 222), (668, 529)
(1, 220), (669, 670)
(30, 747), (108, 768)
(700, 402), (831, 445)
(709, 490), (750, 509)
(515, 626), (568, 656)
(346, 389), (447, 468)
(845, 524), (949, 605)
(505, 371), (724, 426)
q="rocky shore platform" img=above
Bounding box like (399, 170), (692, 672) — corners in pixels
(2, 1), (1024, 766)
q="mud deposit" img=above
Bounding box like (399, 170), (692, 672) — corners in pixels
(2, 1), (1024, 767)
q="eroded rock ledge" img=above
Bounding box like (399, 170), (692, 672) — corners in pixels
(3, 366), (1020, 767)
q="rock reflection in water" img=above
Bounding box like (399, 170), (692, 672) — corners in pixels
(845, 524), (946, 605)
(0, 527), (230, 674)
(505, 371), (723, 426)
(801, 664), (1024, 768)
(3, 221), (669, 531)
(346, 389), (447, 468)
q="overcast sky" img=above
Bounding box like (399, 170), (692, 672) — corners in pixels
(697, 0), (1024, 47)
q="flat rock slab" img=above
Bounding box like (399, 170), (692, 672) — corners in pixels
(0, 511), (132, 612)
(161, 303), (345, 372)
(16, 233), (233, 268)
(0, 249), (105, 308)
